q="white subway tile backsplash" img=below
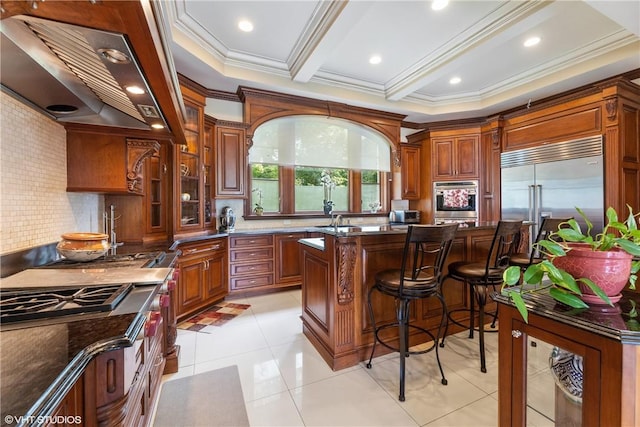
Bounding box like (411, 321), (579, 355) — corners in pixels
(0, 93), (102, 255)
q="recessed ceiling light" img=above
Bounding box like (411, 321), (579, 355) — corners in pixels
(524, 36), (541, 47)
(432, 0), (449, 11)
(449, 76), (461, 85)
(238, 20), (254, 32)
(151, 123), (164, 129)
(369, 55), (382, 65)
(126, 86), (145, 95)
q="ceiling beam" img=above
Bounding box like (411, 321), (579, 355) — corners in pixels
(385, 0), (551, 102)
(289, 1), (373, 83)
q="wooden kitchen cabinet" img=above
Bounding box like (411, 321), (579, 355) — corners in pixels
(175, 238), (228, 321)
(400, 143), (421, 200)
(216, 124), (246, 197)
(431, 133), (479, 181)
(67, 128), (161, 194)
(144, 142), (170, 239)
(274, 232), (305, 286)
(46, 377), (83, 425)
(228, 232), (306, 294)
(229, 234), (274, 293)
(176, 85), (216, 235)
(495, 292), (640, 427)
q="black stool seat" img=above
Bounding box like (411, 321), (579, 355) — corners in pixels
(366, 224), (458, 402)
(441, 220), (522, 373)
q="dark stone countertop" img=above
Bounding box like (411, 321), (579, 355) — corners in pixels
(492, 290), (640, 345)
(0, 311), (145, 425)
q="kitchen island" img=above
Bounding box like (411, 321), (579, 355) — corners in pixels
(299, 222), (504, 370)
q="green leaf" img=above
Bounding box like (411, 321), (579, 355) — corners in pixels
(625, 205), (637, 231)
(508, 290), (529, 323)
(503, 266), (522, 286)
(549, 287), (589, 309)
(555, 229), (586, 242)
(615, 239), (640, 256)
(536, 239), (566, 256)
(577, 278), (612, 306)
(522, 267), (544, 284)
(605, 206), (618, 223)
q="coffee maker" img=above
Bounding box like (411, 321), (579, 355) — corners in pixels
(219, 206), (236, 232)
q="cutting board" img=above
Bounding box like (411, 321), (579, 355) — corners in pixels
(0, 268), (173, 290)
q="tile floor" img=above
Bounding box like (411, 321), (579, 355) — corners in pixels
(157, 289), (559, 426)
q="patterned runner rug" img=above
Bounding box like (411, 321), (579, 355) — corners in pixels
(177, 302), (251, 332)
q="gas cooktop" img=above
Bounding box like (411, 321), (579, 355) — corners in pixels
(39, 251), (166, 269)
(0, 283), (132, 324)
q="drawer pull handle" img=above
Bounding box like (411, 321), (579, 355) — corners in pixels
(250, 280), (256, 284)
(511, 330), (522, 339)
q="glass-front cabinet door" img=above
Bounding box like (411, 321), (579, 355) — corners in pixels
(179, 101), (201, 228)
(511, 321), (593, 426)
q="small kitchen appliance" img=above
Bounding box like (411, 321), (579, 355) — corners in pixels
(219, 206), (236, 233)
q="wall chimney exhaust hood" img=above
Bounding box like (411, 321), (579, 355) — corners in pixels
(1, 15), (168, 130)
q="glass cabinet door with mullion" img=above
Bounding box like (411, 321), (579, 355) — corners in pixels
(179, 103), (201, 228)
(203, 119), (214, 226)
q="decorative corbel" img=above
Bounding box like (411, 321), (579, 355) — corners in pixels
(392, 148), (400, 168)
(126, 139), (160, 194)
(336, 241), (357, 304)
(605, 98), (618, 121)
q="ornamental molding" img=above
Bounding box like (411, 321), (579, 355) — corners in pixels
(126, 139), (160, 194)
(336, 241), (357, 305)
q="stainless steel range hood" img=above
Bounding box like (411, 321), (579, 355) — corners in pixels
(1, 15), (168, 130)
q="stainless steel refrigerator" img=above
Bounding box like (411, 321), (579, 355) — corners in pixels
(501, 135), (604, 242)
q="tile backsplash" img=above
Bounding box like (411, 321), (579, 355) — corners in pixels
(0, 93), (102, 255)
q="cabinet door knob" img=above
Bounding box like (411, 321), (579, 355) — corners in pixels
(511, 330), (522, 338)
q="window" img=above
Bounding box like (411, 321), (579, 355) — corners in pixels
(248, 116), (391, 215)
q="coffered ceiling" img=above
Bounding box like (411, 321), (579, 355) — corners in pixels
(158, 0), (640, 123)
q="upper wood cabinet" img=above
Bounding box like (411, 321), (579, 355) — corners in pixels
(431, 133), (479, 181)
(176, 85), (215, 234)
(67, 129), (160, 194)
(215, 124), (246, 198)
(400, 143), (421, 200)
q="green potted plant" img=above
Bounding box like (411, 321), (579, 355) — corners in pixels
(252, 188), (264, 215)
(502, 205), (640, 322)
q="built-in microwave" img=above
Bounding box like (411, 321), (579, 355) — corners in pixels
(433, 181), (478, 220)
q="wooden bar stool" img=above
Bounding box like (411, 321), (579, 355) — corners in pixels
(366, 224), (458, 401)
(441, 220), (522, 373)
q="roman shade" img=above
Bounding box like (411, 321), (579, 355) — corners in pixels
(249, 116), (391, 172)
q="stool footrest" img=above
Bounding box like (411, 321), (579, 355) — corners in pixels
(373, 323), (438, 355)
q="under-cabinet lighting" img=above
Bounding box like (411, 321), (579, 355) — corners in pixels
(126, 86), (146, 95)
(151, 123), (164, 129)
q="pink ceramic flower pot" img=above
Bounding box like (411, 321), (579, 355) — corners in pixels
(553, 242), (633, 304)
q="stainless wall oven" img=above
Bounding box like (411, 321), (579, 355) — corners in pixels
(433, 181), (478, 221)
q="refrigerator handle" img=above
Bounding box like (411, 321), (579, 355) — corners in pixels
(535, 184), (542, 225)
(528, 185), (535, 222)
